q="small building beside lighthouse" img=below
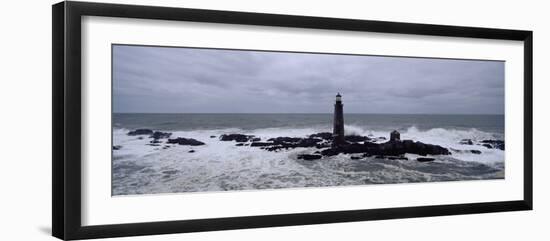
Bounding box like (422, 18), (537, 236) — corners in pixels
(333, 93), (345, 146)
(390, 130), (401, 141)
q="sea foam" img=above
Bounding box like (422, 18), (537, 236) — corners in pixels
(112, 126), (504, 195)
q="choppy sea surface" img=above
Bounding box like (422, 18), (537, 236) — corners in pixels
(112, 113), (505, 196)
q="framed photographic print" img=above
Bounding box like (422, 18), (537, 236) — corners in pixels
(52, 1), (533, 240)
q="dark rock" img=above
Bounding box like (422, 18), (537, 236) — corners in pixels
(220, 134), (254, 142)
(188, 150), (195, 153)
(309, 132), (333, 140)
(481, 140), (505, 150)
(482, 143), (493, 149)
(345, 135), (370, 143)
(387, 156), (408, 160)
(250, 142), (274, 147)
(128, 129), (154, 136)
(150, 139), (162, 144)
(320, 143), (371, 156)
(390, 130), (400, 141)
(417, 157), (435, 162)
(112, 145), (122, 150)
(321, 140), (450, 157)
(150, 131), (172, 140)
(459, 139), (474, 145)
(261, 145), (284, 151)
(268, 137), (302, 144)
(210, 135), (216, 138)
(225, 131), (451, 161)
(362, 153), (372, 158)
(167, 137), (205, 146)
(380, 155), (409, 160)
(297, 154), (322, 160)
(235, 143), (244, 146)
(375, 155), (409, 160)
(147, 143), (161, 146)
(252, 137), (323, 151)
(481, 139), (504, 144)
(296, 138), (323, 147)
(451, 148), (483, 155)
(315, 143), (331, 149)
(137, 136), (144, 140)
(402, 140), (450, 156)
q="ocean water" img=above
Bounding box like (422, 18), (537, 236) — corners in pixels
(112, 113), (505, 195)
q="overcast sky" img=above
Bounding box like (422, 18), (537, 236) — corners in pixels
(113, 45), (504, 114)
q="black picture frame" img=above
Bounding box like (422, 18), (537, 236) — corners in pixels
(52, 1), (533, 240)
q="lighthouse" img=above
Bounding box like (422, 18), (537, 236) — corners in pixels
(333, 93), (345, 146)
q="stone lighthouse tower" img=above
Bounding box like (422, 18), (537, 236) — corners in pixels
(333, 93), (345, 146)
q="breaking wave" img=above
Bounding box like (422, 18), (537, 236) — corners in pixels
(112, 125), (504, 196)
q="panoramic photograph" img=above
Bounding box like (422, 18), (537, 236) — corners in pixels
(112, 44), (505, 196)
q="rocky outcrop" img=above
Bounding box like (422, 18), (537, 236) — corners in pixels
(345, 135), (370, 143)
(480, 140), (505, 150)
(309, 132), (333, 140)
(320, 140), (450, 157)
(450, 148), (483, 154)
(167, 137), (205, 146)
(297, 154), (322, 160)
(150, 131), (172, 140)
(295, 138), (324, 147)
(221, 131), (451, 162)
(268, 137), (303, 144)
(417, 157), (435, 162)
(249, 134), (377, 151)
(220, 134), (255, 142)
(127, 129), (154, 136)
(459, 139), (504, 150)
(256, 137), (325, 151)
(376, 155), (408, 160)
(250, 142), (274, 147)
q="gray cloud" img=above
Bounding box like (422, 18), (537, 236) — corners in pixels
(113, 45), (504, 114)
